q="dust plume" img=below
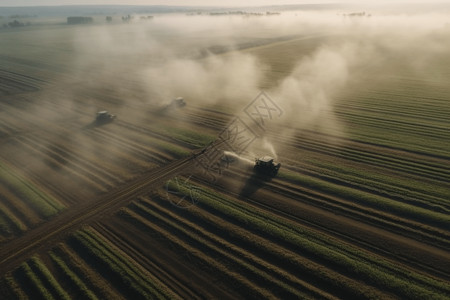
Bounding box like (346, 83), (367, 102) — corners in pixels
(10, 3), (450, 173)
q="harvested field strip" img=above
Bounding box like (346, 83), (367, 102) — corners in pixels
(117, 119), (214, 150)
(92, 120), (192, 158)
(162, 126), (215, 148)
(180, 106), (449, 205)
(90, 126), (180, 163)
(284, 157), (450, 214)
(304, 159), (450, 210)
(13, 136), (109, 193)
(335, 101), (450, 123)
(218, 167), (450, 258)
(12, 256), (70, 300)
(92, 222), (214, 300)
(1, 274), (27, 299)
(118, 207), (284, 299)
(0, 101), (65, 132)
(69, 228), (174, 299)
(34, 134), (123, 185)
(336, 110), (449, 139)
(0, 181), (42, 226)
(129, 198), (345, 299)
(183, 107), (231, 130)
(0, 72), (40, 95)
(184, 183), (450, 299)
(269, 173), (450, 250)
(273, 131), (450, 183)
(190, 107), (449, 181)
(129, 199), (324, 299)
(52, 243), (120, 299)
(0, 119), (19, 138)
(282, 156), (450, 213)
(0, 148), (91, 206)
(341, 126), (449, 157)
(49, 252), (98, 300)
(337, 94), (450, 117)
(277, 169), (450, 234)
(216, 178), (450, 281)
(0, 201), (27, 239)
(79, 130), (160, 172)
(342, 97), (450, 116)
(121, 199), (384, 299)
(0, 69), (45, 86)
(0, 161), (64, 219)
(334, 90), (450, 155)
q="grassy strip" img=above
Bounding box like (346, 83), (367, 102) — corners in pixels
(0, 162), (64, 219)
(28, 256), (71, 300)
(18, 261), (55, 300)
(71, 228), (170, 300)
(294, 136), (449, 183)
(309, 159), (450, 210)
(277, 169), (450, 230)
(164, 127), (215, 148)
(345, 126), (450, 158)
(55, 243), (118, 299)
(0, 201), (27, 235)
(49, 251), (98, 300)
(118, 207), (276, 299)
(174, 182), (450, 300)
(164, 186), (381, 299)
(139, 196), (341, 300)
(147, 136), (191, 159)
(132, 200), (310, 299)
(152, 124), (215, 148)
(82, 229), (172, 298)
(2, 275), (27, 299)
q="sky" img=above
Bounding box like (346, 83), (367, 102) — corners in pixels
(0, 0), (447, 7)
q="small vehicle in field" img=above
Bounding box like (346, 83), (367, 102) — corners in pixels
(95, 111), (116, 123)
(254, 156), (281, 177)
(172, 97), (186, 107)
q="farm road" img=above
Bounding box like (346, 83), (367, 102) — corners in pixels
(0, 155), (194, 276)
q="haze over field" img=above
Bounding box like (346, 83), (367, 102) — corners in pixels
(1, 2), (450, 299)
(32, 7), (449, 134)
(2, 3), (449, 156)
(2, 0), (449, 6)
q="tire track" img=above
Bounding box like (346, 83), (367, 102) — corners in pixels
(0, 156), (194, 276)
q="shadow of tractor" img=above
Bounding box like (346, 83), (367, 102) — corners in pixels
(239, 172), (272, 198)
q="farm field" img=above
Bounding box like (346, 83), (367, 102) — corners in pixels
(1, 7), (450, 299)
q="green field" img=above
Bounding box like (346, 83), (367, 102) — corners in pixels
(0, 6), (449, 299)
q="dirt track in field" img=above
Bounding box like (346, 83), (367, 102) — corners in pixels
(1, 21), (449, 298)
(0, 156), (193, 276)
(213, 170), (450, 279)
(0, 105), (448, 296)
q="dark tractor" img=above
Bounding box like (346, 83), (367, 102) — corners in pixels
(172, 97), (186, 107)
(95, 111), (116, 123)
(253, 156), (281, 177)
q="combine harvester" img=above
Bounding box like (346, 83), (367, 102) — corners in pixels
(95, 111), (116, 124)
(253, 156), (281, 177)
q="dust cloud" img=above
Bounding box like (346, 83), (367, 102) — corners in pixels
(28, 3), (450, 159)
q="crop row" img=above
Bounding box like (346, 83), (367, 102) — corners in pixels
(120, 194), (382, 299)
(270, 127), (449, 184)
(3, 256), (70, 300)
(189, 106), (449, 206)
(0, 69), (40, 95)
(162, 181), (450, 299)
(68, 228), (174, 299)
(305, 157), (450, 211)
(0, 160), (64, 240)
(1, 227), (176, 299)
(277, 168), (450, 235)
(119, 201), (332, 299)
